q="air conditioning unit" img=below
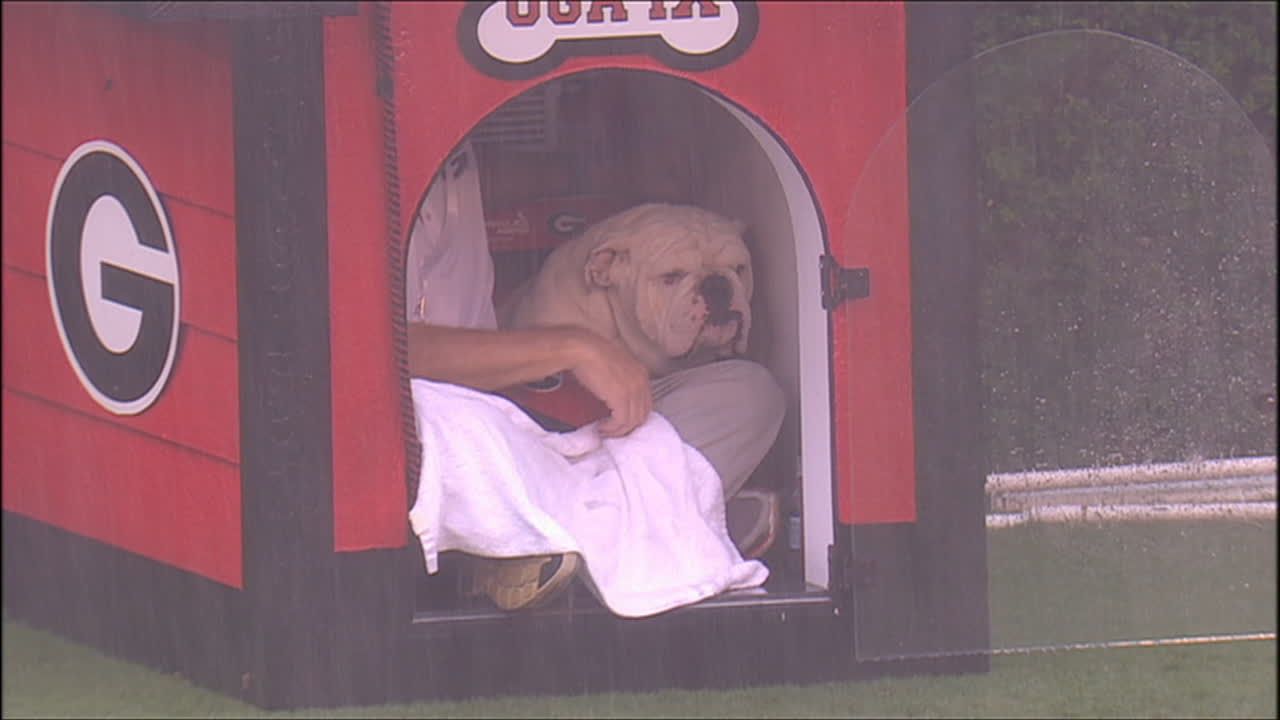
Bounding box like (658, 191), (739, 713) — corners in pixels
(469, 82), (562, 151)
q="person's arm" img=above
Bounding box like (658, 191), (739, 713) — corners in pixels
(407, 322), (653, 437)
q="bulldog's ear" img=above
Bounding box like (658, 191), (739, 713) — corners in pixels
(585, 246), (626, 288)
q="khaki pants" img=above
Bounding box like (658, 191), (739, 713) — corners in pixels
(651, 359), (786, 498)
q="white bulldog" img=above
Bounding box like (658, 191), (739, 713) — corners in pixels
(499, 203), (754, 376)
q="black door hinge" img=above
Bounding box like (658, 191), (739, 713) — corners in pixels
(820, 255), (870, 310)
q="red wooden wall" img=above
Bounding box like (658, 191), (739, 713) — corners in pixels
(1, 3), (243, 587)
(325, 4), (408, 551)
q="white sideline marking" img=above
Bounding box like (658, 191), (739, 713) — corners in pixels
(986, 456), (1277, 493)
(985, 456), (1276, 527)
(858, 632), (1277, 664)
(987, 501), (1276, 528)
(991, 632), (1278, 655)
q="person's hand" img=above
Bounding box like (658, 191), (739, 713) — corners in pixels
(567, 331), (653, 438)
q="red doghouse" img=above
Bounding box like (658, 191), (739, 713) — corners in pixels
(2, 1), (988, 709)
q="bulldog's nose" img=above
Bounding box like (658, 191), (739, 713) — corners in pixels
(700, 274), (735, 325)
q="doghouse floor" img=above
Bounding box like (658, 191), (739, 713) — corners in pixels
(412, 581), (833, 626)
(413, 549), (821, 620)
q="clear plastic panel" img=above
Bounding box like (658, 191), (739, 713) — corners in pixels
(846, 29), (1276, 660)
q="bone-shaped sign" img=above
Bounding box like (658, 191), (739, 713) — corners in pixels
(476, 1), (743, 65)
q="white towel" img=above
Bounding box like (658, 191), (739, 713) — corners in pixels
(408, 378), (768, 618)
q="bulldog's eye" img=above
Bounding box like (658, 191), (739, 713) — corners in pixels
(660, 271), (686, 286)
(734, 264), (748, 276)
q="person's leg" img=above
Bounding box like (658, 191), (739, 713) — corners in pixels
(651, 359), (786, 499)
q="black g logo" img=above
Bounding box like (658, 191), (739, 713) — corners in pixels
(46, 140), (181, 416)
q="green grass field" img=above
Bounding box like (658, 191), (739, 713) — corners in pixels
(3, 519), (1276, 718)
(2, 620), (1274, 719)
(987, 519), (1277, 650)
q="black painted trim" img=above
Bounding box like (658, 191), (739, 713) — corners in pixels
(232, 14), (419, 709)
(2, 512), (249, 699)
(391, 591), (984, 702)
(232, 13), (334, 707)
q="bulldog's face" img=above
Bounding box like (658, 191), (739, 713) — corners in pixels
(584, 204), (753, 367)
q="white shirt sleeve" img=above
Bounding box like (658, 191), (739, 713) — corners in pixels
(405, 140), (498, 330)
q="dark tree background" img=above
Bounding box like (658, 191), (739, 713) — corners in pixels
(973, 2), (1276, 147)
(951, 2), (1277, 472)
